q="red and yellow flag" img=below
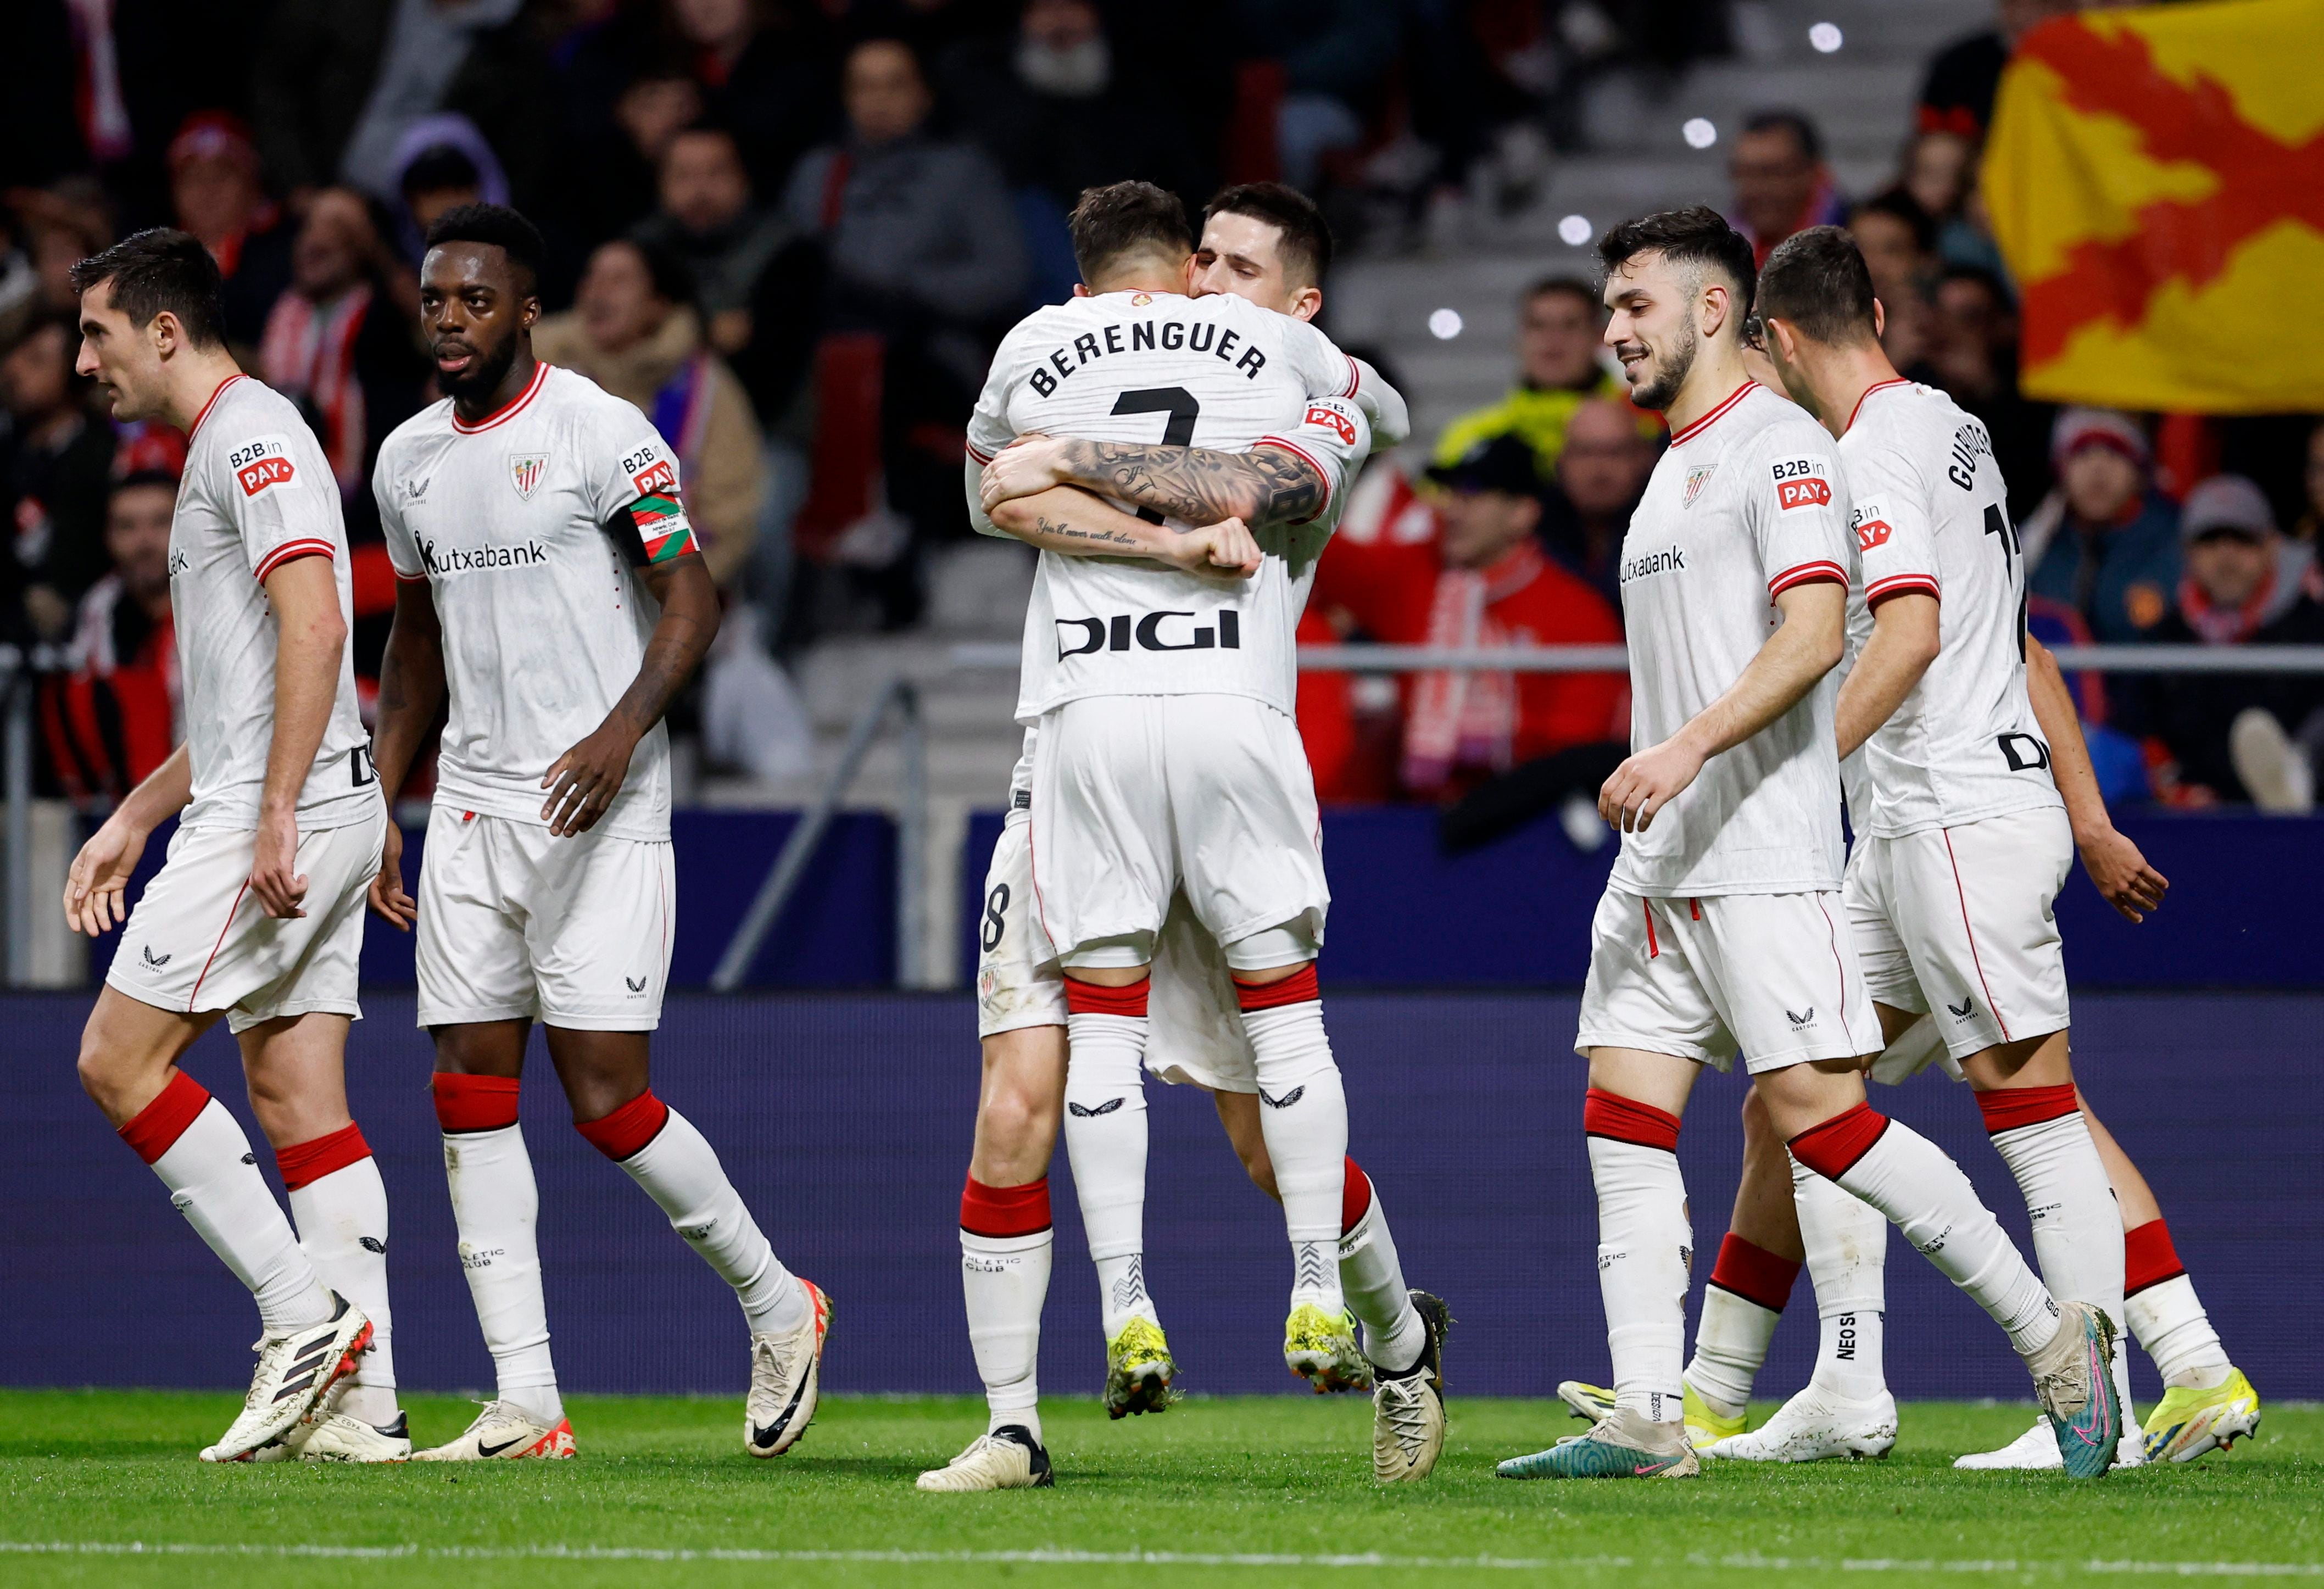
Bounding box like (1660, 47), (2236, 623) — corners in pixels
(1984, 0), (2324, 413)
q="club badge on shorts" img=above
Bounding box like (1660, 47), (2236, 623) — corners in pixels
(509, 453), (549, 501)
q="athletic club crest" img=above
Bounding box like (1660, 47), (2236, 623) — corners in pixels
(509, 453), (548, 501)
(1683, 464), (1716, 508)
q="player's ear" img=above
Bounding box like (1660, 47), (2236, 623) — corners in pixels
(1289, 286), (1322, 322)
(1872, 297), (1887, 339)
(1071, 283), (1090, 298)
(149, 309), (180, 360)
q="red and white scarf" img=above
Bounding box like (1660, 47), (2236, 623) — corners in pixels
(1400, 539), (1546, 792)
(259, 283), (372, 498)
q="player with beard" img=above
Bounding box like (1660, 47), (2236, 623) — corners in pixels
(366, 205), (828, 1462)
(62, 230), (390, 1463)
(1495, 208), (2120, 1482)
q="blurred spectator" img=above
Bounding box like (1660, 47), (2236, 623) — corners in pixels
(2294, 418), (2324, 544)
(534, 238), (765, 588)
(1537, 395), (1658, 610)
(2021, 409), (2181, 643)
(632, 126), (793, 358)
(665, 0), (841, 205)
(2135, 475), (2324, 811)
(1236, 0), (1401, 193)
(389, 115), (509, 263)
(0, 221), (39, 350)
(42, 470), (181, 806)
(1, 312), (114, 643)
(1925, 264), (2050, 518)
(1918, 0), (2077, 142)
(166, 114), (293, 352)
(1727, 110), (1847, 266)
(13, 180), (114, 314)
(1847, 189), (1938, 377)
(1901, 130), (1973, 230)
(1433, 277), (1626, 483)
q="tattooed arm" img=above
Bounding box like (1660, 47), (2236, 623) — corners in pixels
(988, 484), (1262, 577)
(980, 437), (1327, 529)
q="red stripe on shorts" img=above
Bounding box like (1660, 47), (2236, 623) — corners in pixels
(1582, 1088), (1681, 1152)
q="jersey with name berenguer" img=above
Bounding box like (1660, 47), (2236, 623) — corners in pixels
(375, 363), (698, 842)
(1611, 381), (1855, 896)
(967, 290), (1373, 723)
(1840, 380), (2060, 838)
(172, 374), (376, 831)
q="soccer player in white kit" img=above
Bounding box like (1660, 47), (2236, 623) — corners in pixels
(60, 230), (393, 1463)
(364, 205), (827, 1462)
(1604, 227), (2258, 1470)
(1493, 208), (2121, 1482)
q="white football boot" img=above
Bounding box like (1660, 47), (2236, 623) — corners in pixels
(746, 1278), (832, 1458)
(1954, 1410), (2147, 1471)
(915, 1426), (1054, 1491)
(1372, 1291), (1453, 1483)
(1701, 1384), (1897, 1462)
(413, 1400), (576, 1461)
(198, 1295), (373, 1463)
(255, 1408), (412, 1463)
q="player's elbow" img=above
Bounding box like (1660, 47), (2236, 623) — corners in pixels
(988, 495), (1040, 536)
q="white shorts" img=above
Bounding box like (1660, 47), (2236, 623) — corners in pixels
(1846, 804), (2073, 1062)
(415, 807), (674, 1032)
(1029, 694), (1327, 969)
(107, 804), (385, 1035)
(1576, 885), (1879, 1073)
(975, 811), (1258, 1092)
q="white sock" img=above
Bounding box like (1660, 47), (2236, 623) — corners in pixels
(1584, 1090), (1690, 1423)
(120, 1078), (332, 1334)
(1064, 996), (1155, 1337)
(960, 1175), (1051, 1446)
(442, 1122), (562, 1425)
(286, 1139), (397, 1424)
(1981, 1089), (2130, 1413)
(1684, 1227), (1801, 1421)
(1239, 983), (1348, 1315)
(1340, 1163), (1424, 1374)
(1792, 1105), (2059, 1357)
(1792, 1150), (1889, 1400)
(2124, 1219), (2232, 1389)
(599, 1100), (806, 1338)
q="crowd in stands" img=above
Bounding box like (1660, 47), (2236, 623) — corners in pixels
(1, 0), (2318, 827)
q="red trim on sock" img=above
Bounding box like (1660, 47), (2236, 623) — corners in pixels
(961, 1174), (1052, 1237)
(576, 1090), (671, 1161)
(431, 1072), (522, 1133)
(1974, 1083), (2080, 1134)
(2124, 1218), (2188, 1297)
(276, 1122), (371, 1190)
(1063, 974), (1150, 1017)
(1788, 1102), (1892, 1181)
(1582, 1088), (1681, 1152)
(117, 1072), (213, 1164)
(1341, 1157), (1373, 1234)
(1708, 1232), (1802, 1312)
(1234, 963), (1320, 1011)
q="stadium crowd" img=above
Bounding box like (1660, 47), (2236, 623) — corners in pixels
(3, 0), (2319, 821)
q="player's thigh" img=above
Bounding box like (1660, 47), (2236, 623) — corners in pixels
(1887, 808), (2072, 1060)
(1146, 888), (1259, 1095)
(415, 809), (536, 1028)
(1166, 696), (1328, 952)
(1575, 886), (1736, 1074)
(971, 1022), (1068, 1186)
(222, 807), (384, 1039)
(1845, 838), (1922, 1016)
(1030, 698), (1174, 961)
(236, 1012), (355, 1148)
(1687, 891), (1879, 1074)
(525, 828), (674, 1033)
(976, 818), (1069, 1040)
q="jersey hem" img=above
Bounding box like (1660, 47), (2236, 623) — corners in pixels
(1606, 873), (1844, 899)
(1017, 682), (1294, 724)
(179, 785), (386, 834)
(1858, 788), (2067, 841)
(426, 790), (672, 845)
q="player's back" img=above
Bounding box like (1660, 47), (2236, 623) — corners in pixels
(1840, 380), (2059, 837)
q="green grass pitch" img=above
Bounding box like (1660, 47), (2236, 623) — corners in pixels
(1, 1390), (2315, 1587)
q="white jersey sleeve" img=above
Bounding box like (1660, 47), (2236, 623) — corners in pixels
(1748, 421), (1854, 601)
(1847, 446), (1942, 609)
(218, 423), (344, 582)
(1348, 356), (1408, 449)
(1260, 392), (1371, 526)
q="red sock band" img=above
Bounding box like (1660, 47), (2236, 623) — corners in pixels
(961, 1174), (1052, 1237)
(1063, 974), (1150, 1017)
(276, 1122), (372, 1190)
(1975, 1083), (2080, 1135)
(1234, 963), (1320, 1012)
(1788, 1102), (1891, 1181)
(117, 1071), (213, 1165)
(576, 1090), (671, 1161)
(2124, 1218), (2187, 1297)
(1341, 1157), (1373, 1234)
(1708, 1232), (1802, 1312)
(1582, 1088), (1681, 1152)
(431, 1072), (522, 1134)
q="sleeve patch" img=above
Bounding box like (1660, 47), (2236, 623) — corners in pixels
(228, 434), (299, 497)
(1775, 475), (1832, 511)
(629, 456), (677, 498)
(1849, 495), (1893, 550)
(1304, 400), (1358, 448)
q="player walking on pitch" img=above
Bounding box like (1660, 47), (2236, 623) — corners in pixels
(1497, 208), (2120, 1482)
(62, 231), (394, 1462)
(365, 205), (828, 1462)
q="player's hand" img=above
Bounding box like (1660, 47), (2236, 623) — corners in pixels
(542, 719), (639, 837)
(2077, 824), (2168, 923)
(1164, 517), (1262, 578)
(1598, 736), (1708, 834)
(63, 815), (149, 937)
(367, 818), (416, 931)
(979, 435), (1068, 510)
(249, 809), (310, 919)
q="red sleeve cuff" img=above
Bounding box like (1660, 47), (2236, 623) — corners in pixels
(965, 441), (995, 465)
(1767, 560), (1849, 597)
(253, 540), (336, 582)
(1865, 573), (1940, 607)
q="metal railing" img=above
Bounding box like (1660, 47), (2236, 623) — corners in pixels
(947, 642), (2324, 675)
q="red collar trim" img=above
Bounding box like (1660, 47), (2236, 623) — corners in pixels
(1669, 380), (1758, 447)
(1843, 377), (1912, 435)
(452, 361), (548, 434)
(188, 373), (248, 441)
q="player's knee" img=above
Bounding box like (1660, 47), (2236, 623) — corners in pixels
(978, 1079), (1056, 1159)
(1740, 1085), (1770, 1141)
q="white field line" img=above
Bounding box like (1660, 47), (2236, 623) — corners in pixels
(4, 1543), (2322, 1575)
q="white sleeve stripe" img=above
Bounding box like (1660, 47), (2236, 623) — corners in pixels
(1258, 434), (1333, 523)
(253, 539), (337, 581)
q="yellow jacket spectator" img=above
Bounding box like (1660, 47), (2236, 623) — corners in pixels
(1431, 277), (1632, 483)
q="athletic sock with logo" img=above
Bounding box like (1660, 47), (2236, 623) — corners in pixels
(1235, 967), (1348, 1316)
(577, 1091), (807, 1338)
(281, 1122), (398, 1424)
(1791, 1150), (1889, 1399)
(960, 1175), (1052, 1444)
(2122, 1218), (2233, 1390)
(1685, 1233), (1799, 1420)
(433, 1074), (562, 1426)
(1978, 1084), (2131, 1409)
(1585, 1089), (1691, 1423)
(1339, 1158), (1424, 1374)
(119, 1072), (334, 1333)
(1063, 975), (1156, 1339)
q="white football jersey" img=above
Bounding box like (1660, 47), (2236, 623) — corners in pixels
(375, 363), (694, 842)
(172, 374), (376, 832)
(967, 291), (1374, 721)
(1610, 381), (1856, 896)
(1840, 380), (2061, 838)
